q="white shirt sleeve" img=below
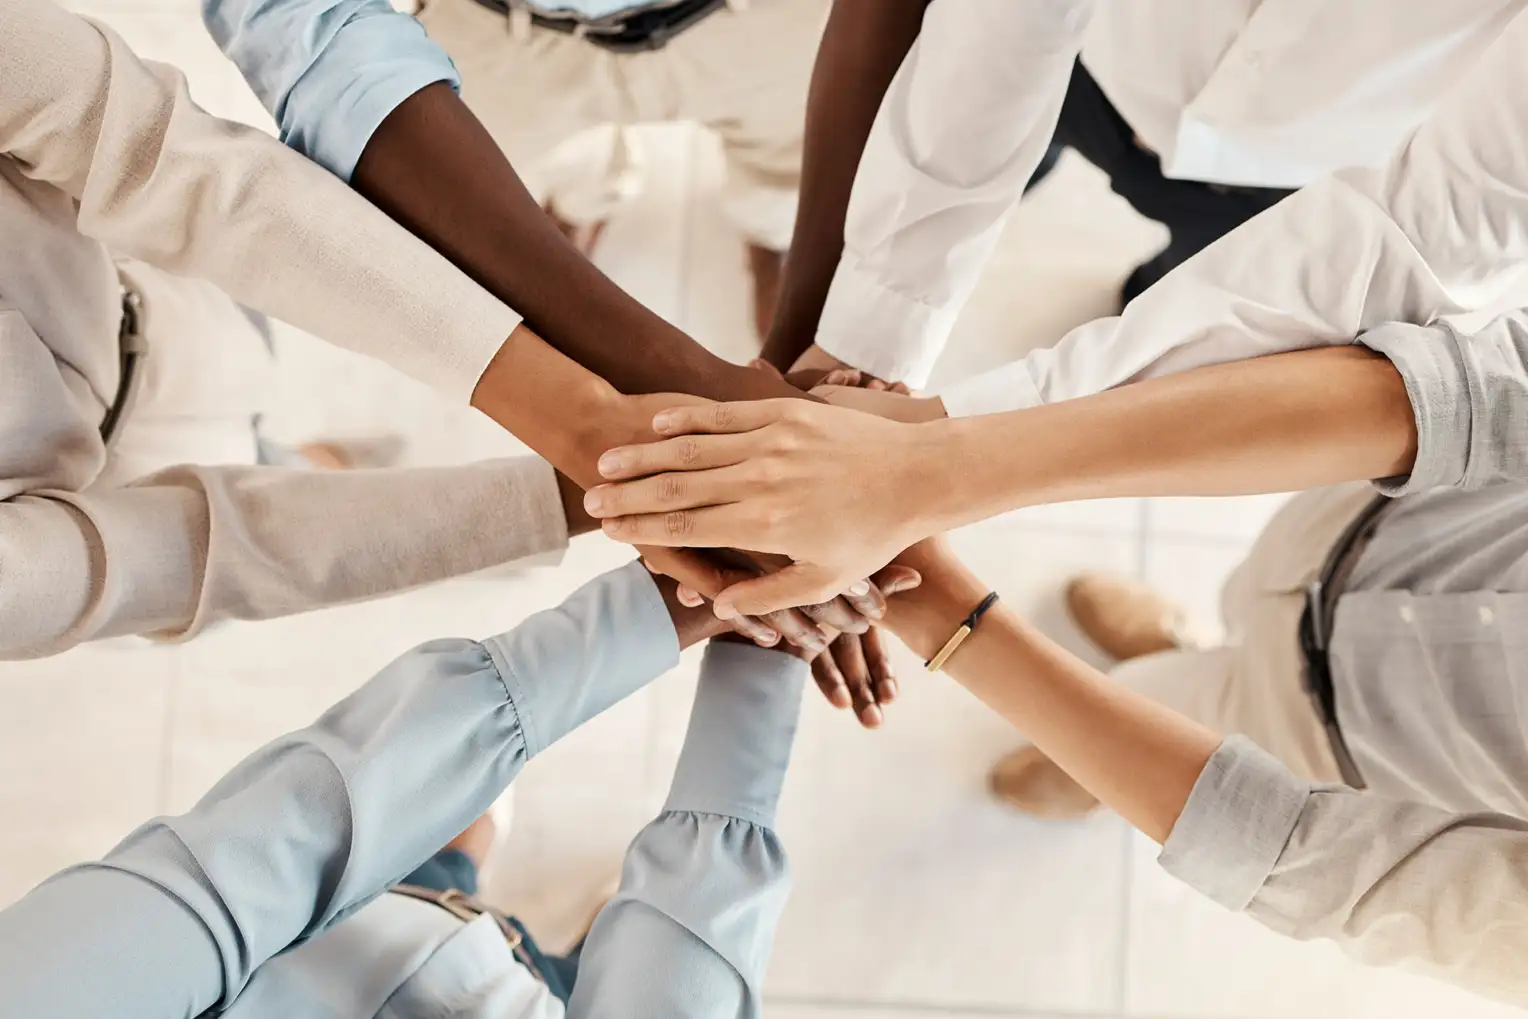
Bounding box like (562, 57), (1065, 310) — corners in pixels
(938, 7), (1528, 417)
(814, 0), (1096, 387)
(1, 0), (518, 403)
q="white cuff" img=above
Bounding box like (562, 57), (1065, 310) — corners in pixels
(815, 256), (957, 388)
(936, 359), (1045, 417)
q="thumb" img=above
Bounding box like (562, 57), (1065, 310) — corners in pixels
(714, 562), (844, 620)
(748, 358), (785, 380)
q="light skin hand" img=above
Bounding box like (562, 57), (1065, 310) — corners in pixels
(586, 400), (955, 618)
(878, 538), (1219, 845)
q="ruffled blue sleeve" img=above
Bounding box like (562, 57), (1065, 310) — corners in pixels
(0, 561), (677, 1019)
(568, 641), (808, 1018)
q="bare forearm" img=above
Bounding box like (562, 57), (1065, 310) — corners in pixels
(352, 82), (796, 403)
(925, 346), (1418, 531)
(761, 0), (930, 368)
(885, 550), (1217, 843)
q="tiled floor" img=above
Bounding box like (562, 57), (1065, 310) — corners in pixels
(4, 7), (1522, 1018)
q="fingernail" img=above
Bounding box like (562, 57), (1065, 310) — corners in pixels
(597, 451), (628, 476)
(583, 489), (605, 513)
(882, 679), (899, 701)
(713, 600), (738, 620)
(755, 630), (779, 647)
(832, 689), (852, 709)
(652, 411), (677, 433)
(862, 705), (884, 728)
(848, 581), (870, 596)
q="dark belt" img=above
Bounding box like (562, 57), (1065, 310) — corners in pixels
(1296, 494), (1394, 789)
(99, 288), (147, 446)
(466, 0), (729, 53)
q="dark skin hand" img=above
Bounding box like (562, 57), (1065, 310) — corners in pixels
(352, 82), (799, 404)
(760, 0), (933, 370)
(350, 82), (894, 653)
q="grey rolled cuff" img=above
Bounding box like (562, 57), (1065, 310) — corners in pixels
(1360, 315), (1528, 494)
(1158, 736), (1311, 912)
(665, 641), (808, 829)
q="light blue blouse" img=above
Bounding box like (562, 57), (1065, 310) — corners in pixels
(0, 561), (805, 1018)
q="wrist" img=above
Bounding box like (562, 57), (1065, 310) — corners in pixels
(879, 540), (990, 659)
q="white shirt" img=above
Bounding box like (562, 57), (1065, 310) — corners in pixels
(816, 0), (1527, 387)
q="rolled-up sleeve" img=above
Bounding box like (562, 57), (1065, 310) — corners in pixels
(1359, 312), (1528, 493)
(203, 0), (460, 180)
(0, 561), (678, 1019)
(568, 641), (808, 1018)
(1161, 737), (1528, 1009)
(815, 0), (1094, 387)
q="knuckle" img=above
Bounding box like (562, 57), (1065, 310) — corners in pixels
(710, 404), (736, 430)
(677, 436), (702, 466)
(657, 473), (685, 503)
(663, 510), (693, 540)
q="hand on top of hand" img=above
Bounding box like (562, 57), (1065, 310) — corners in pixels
(586, 396), (952, 619)
(684, 564), (922, 727)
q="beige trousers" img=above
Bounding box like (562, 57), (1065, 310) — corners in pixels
(1117, 484), (1381, 785)
(95, 259), (276, 490)
(415, 0), (827, 251)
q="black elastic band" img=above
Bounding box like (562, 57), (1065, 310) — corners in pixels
(963, 591), (1001, 633)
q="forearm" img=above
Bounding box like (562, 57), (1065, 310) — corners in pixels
(884, 548), (1217, 843)
(353, 83), (799, 403)
(922, 346), (1417, 533)
(761, 0), (931, 368)
(569, 641), (805, 1017)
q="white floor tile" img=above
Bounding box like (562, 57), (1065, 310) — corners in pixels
(677, 130), (767, 365)
(1142, 537), (1251, 646)
(0, 645), (175, 905)
(764, 520), (1138, 1013)
(1147, 494), (1295, 543)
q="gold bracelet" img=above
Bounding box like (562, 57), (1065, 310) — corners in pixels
(925, 591), (1000, 672)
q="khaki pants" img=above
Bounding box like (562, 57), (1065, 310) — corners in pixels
(415, 0), (827, 251)
(96, 258), (275, 489)
(1117, 484), (1381, 785)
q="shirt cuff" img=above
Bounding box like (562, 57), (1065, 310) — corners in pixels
(486, 561), (680, 760)
(1157, 737), (1311, 912)
(664, 641), (808, 829)
(1358, 322), (1472, 496)
(279, 14), (460, 181)
(815, 256), (957, 388)
(935, 358), (1045, 418)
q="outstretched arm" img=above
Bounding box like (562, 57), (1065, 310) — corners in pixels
(0, 562), (726, 1019)
(883, 540), (1528, 1010)
(584, 344), (1417, 616)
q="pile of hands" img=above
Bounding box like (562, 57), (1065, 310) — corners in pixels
(584, 359), (955, 729)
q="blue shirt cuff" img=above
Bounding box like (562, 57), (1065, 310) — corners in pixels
(665, 641), (807, 828)
(485, 561), (680, 760)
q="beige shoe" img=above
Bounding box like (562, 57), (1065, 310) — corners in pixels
(1065, 572), (1193, 662)
(987, 745), (1099, 819)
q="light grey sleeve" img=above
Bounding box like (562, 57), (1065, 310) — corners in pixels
(0, 561), (678, 1019)
(1360, 311), (1528, 493)
(1161, 737), (1528, 1009)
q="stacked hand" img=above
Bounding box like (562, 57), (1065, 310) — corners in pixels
(585, 396), (954, 618)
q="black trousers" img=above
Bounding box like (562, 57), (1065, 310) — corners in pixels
(1029, 61), (1294, 304)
